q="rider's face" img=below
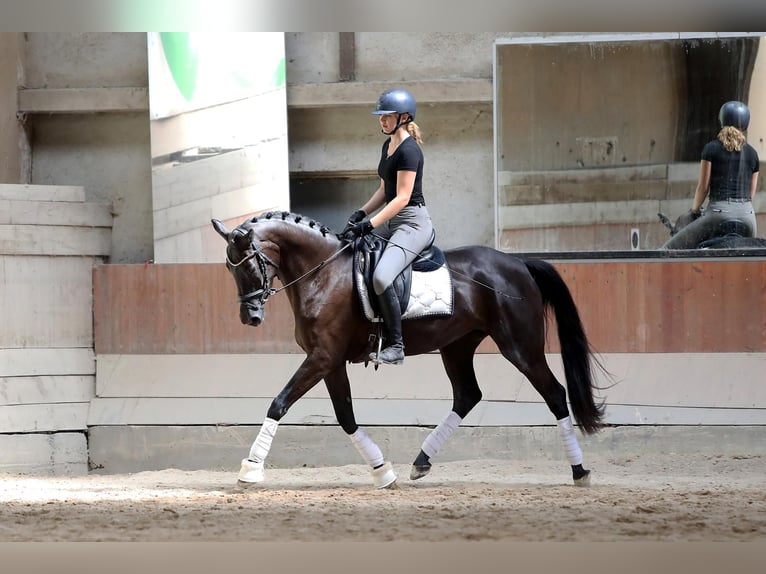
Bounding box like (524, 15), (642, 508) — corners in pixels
(378, 112), (399, 132)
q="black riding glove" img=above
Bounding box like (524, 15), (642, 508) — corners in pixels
(341, 220), (373, 241)
(340, 210), (370, 240)
(347, 209), (366, 225)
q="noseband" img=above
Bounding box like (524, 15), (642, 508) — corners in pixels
(227, 243), (279, 307)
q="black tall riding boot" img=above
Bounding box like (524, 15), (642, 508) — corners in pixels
(370, 286), (405, 365)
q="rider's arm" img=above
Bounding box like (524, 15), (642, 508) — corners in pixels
(360, 180), (386, 216)
(750, 171), (759, 202)
(370, 170), (415, 228)
(691, 160), (712, 214)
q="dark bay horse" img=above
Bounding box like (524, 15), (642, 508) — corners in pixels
(212, 211), (605, 489)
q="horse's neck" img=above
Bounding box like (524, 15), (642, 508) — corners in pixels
(260, 222), (340, 283)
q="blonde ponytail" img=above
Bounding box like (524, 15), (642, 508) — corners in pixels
(407, 121), (423, 145)
(718, 126), (746, 152)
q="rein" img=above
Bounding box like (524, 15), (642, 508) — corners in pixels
(271, 241), (353, 294)
(229, 240), (353, 305)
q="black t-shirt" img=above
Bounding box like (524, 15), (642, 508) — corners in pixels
(377, 136), (425, 206)
(701, 139), (760, 202)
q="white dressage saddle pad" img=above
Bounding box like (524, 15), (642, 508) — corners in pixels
(358, 264), (454, 322)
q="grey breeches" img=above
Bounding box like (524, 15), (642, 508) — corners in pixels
(661, 200), (756, 249)
(372, 205), (434, 295)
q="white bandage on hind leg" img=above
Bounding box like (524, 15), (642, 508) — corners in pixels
(350, 428), (385, 468)
(422, 411), (462, 458)
(557, 416), (583, 466)
(248, 417), (279, 463)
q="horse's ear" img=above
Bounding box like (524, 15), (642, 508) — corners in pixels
(230, 226), (255, 248)
(211, 219), (229, 241)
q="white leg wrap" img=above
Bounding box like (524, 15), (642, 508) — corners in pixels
(422, 411), (463, 458)
(557, 416), (583, 466)
(248, 417), (279, 463)
(349, 428), (385, 468)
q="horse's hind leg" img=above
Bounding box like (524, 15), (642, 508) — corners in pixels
(324, 366), (397, 489)
(410, 333), (485, 480)
(500, 344), (591, 486)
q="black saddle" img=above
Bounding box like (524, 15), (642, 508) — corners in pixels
(352, 230), (446, 316)
(698, 219), (756, 249)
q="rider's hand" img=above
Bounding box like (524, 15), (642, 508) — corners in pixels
(347, 209), (366, 225)
(339, 209), (368, 240)
(341, 220), (373, 241)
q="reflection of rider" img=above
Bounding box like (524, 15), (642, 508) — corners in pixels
(662, 101), (759, 249)
(341, 88), (434, 365)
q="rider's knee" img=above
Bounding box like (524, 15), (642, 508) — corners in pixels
(372, 275), (392, 296)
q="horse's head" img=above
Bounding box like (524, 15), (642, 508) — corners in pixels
(212, 218), (278, 327)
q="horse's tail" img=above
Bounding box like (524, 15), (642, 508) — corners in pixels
(524, 259), (605, 435)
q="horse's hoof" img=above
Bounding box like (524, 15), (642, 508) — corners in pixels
(237, 458), (265, 484)
(409, 464), (431, 480)
(573, 469), (591, 487)
(371, 461), (397, 489)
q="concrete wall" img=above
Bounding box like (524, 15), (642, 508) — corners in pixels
(21, 33), (153, 264)
(285, 32), (503, 248)
(0, 184), (111, 474)
(0, 33), (26, 183)
(30, 113), (153, 263)
(286, 102), (495, 242)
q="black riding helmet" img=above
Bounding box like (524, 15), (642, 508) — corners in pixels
(719, 100), (750, 130)
(372, 88), (416, 135)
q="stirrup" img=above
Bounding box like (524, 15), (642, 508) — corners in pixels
(370, 330), (384, 369)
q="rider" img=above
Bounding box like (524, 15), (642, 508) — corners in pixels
(661, 100), (759, 249)
(341, 88), (434, 365)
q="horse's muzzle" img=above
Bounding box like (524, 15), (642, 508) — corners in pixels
(240, 304), (264, 326)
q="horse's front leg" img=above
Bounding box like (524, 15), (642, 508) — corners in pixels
(324, 366), (397, 489)
(237, 355), (326, 486)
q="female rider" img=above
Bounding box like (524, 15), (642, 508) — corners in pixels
(662, 100), (759, 249)
(341, 88), (434, 365)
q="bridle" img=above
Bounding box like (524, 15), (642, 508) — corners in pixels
(227, 238), (352, 309)
(226, 242), (279, 308)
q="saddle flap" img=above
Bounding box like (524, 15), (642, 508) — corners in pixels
(353, 236), (411, 315)
(352, 236), (453, 322)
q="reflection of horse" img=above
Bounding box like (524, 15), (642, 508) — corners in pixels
(212, 211), (605, 489)
(658, 210), (766, 249)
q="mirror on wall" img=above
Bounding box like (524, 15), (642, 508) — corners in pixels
(147, 32), (290, 263)
(494, 34), (765, 254)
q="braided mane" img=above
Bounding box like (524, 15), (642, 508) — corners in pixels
(240, 210), (336, 238)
